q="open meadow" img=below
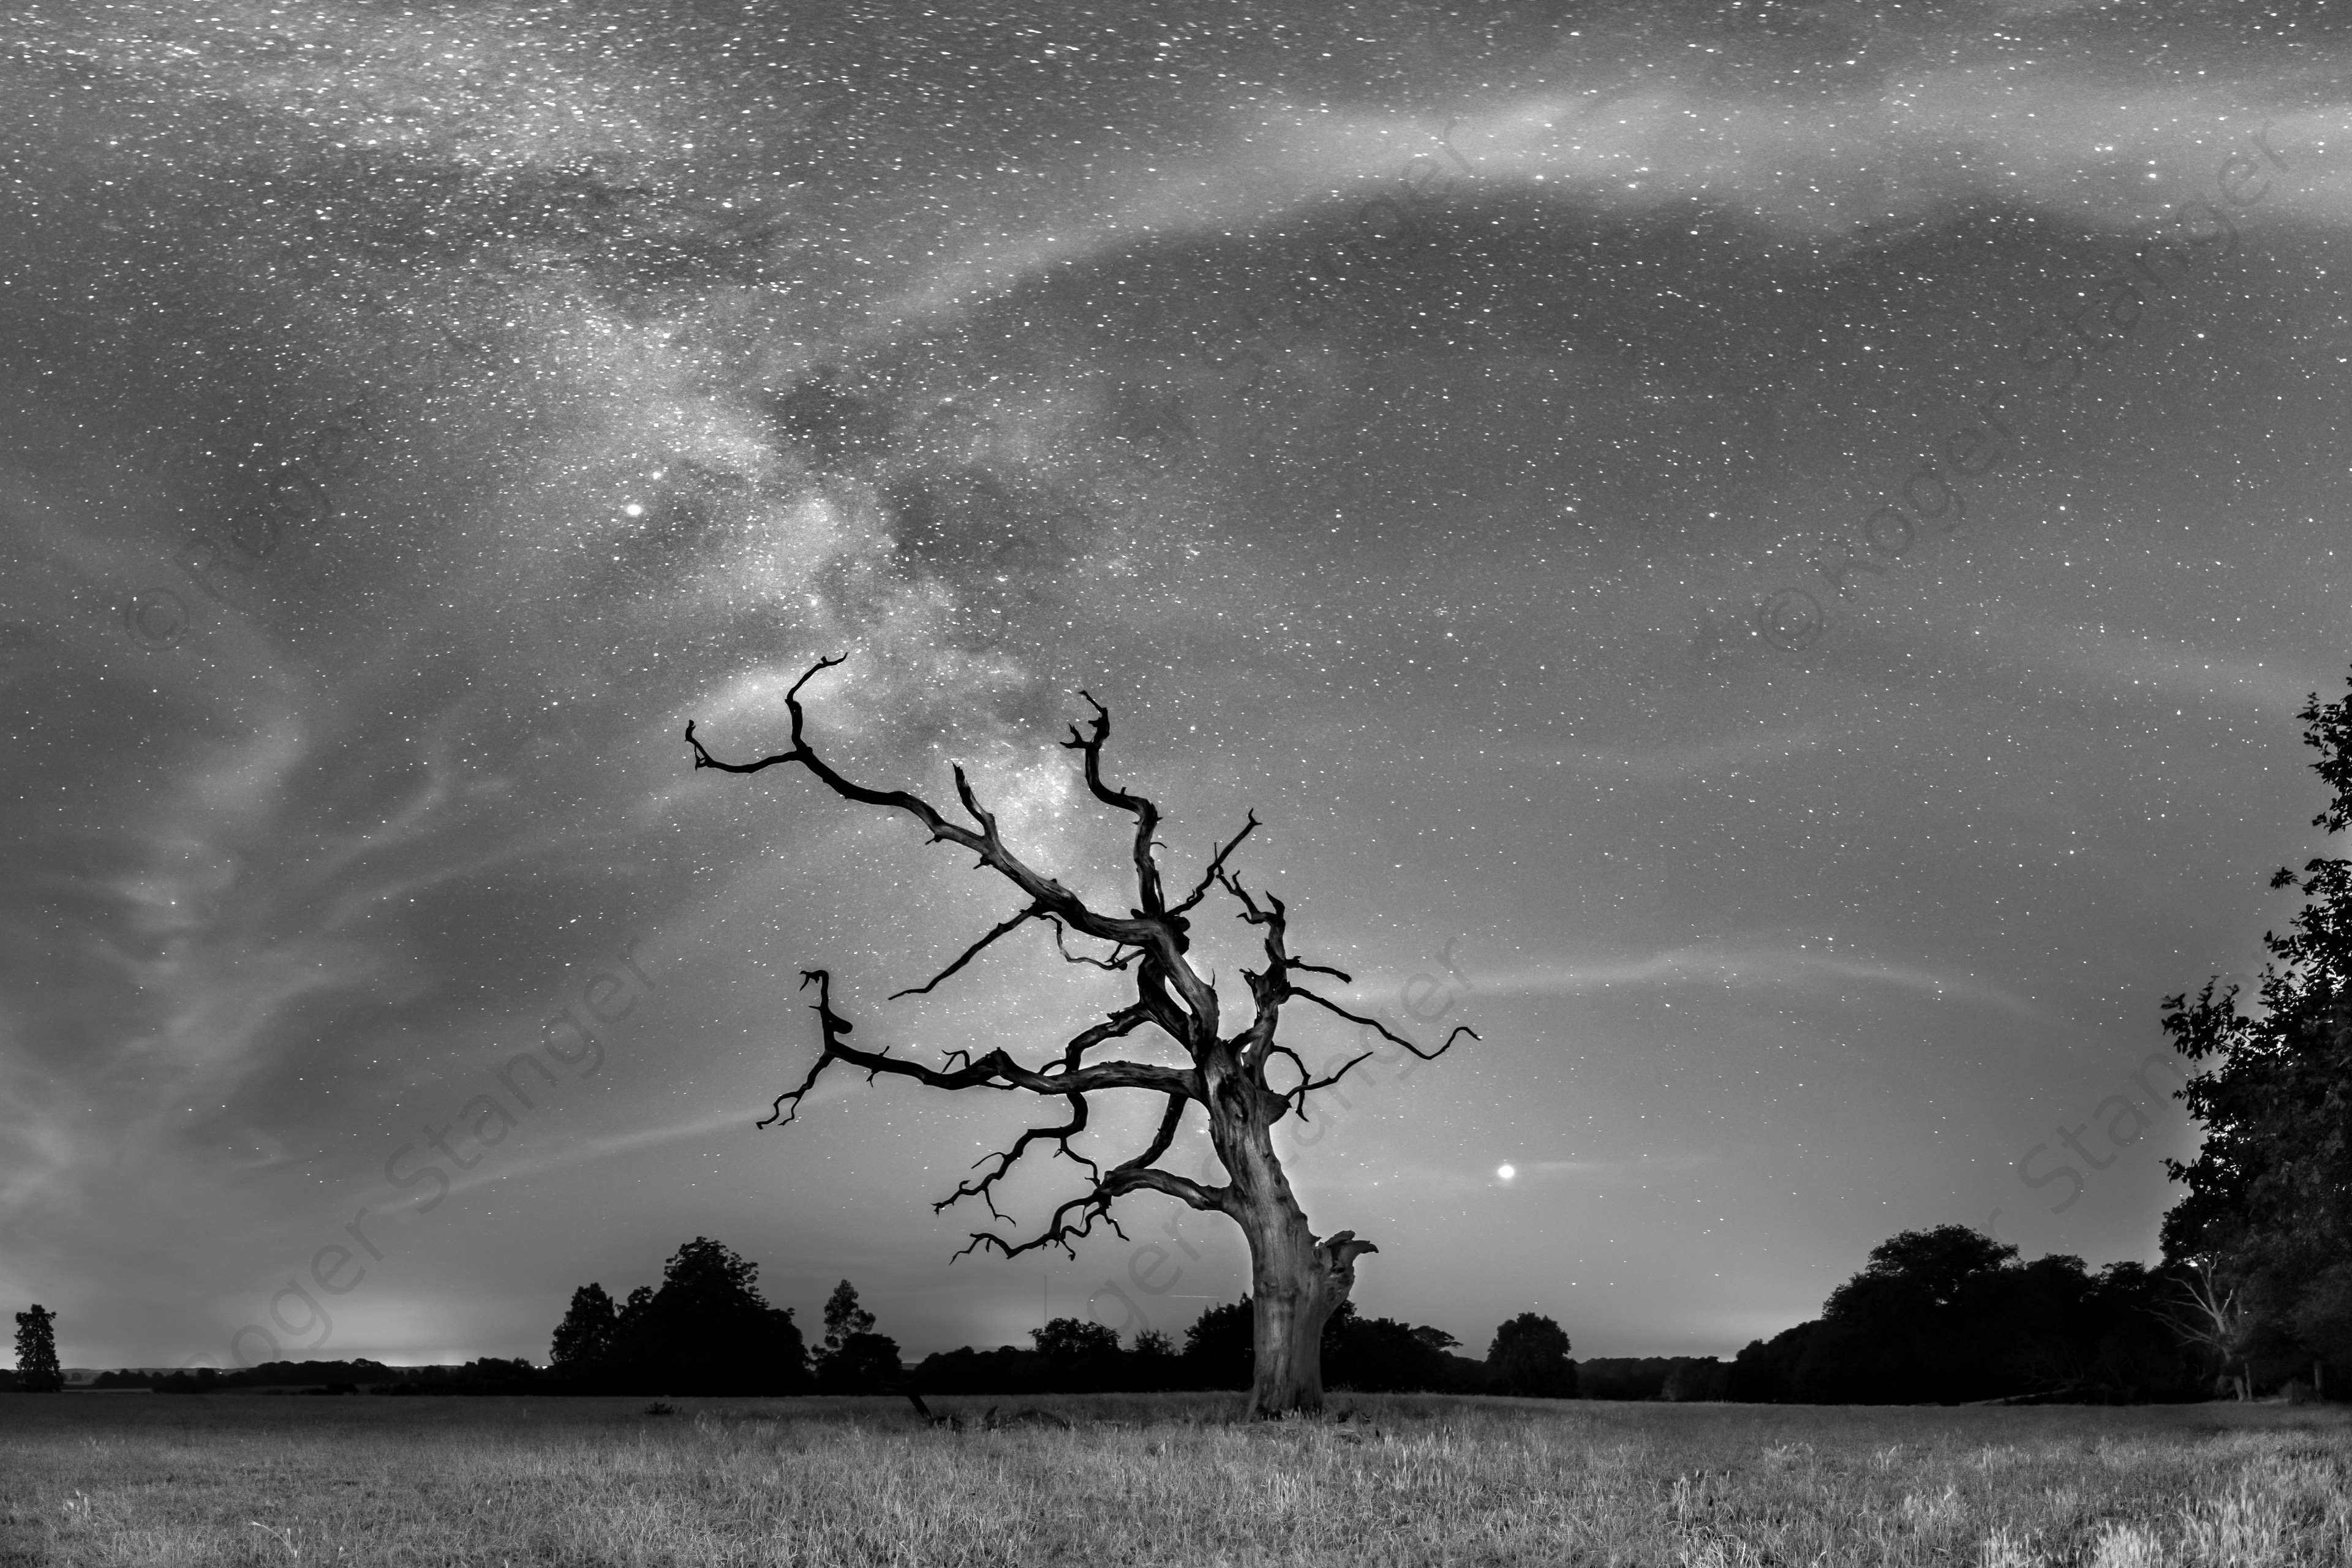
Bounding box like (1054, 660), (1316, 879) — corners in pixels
(2, 1393), (2350, 1567)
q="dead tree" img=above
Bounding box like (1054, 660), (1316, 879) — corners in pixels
(685, 655), (1472, 1419)
(2154, 1256), (2255, 1400)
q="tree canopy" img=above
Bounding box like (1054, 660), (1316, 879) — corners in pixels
(2160, 666), (2352, 1389)
(548, 1238), (809, 1395)
(12, 1305), (61, 1393)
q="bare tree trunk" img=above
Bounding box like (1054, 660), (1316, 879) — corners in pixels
(1246, 1211), (1330, 1417)
(1216, 1075), (1376, 1418)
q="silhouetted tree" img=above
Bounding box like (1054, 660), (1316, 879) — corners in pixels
(813, 1279), (897, 1393)
(1032, 1317), (1120, 1362)
(1183, 1296), (1255, 1390)
(549, 1283), (618, 1373)
(1727, 1225), (2203, 1404)
(1828, 1225), (2018, 1314)
(2160, 667), (2352, 1395)
(1319, 1300), (1466, 1392)
(687, 658), (1474, 1417)
(821, 1280), (876, 1356)
(12, 1305), (61, 1393)
(1020, 1317), (1120, 1391)
(578, 1238), (809, 1395)
(1487, 1312), (1574, 1397)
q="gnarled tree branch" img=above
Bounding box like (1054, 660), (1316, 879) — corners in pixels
(952, 1090), (1232, 1261)
(889, 902), (1049, 1000)
(695, 658), (1477, 1310)
(1063, 690), (1167, 918)
(758, 970), (1200, 1130)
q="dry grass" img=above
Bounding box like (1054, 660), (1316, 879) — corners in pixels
(2, 1391), (2349, 1566)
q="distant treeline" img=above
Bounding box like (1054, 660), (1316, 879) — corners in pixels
(48, 1225), (2280, 1403)
(910, 1302), (1575, 1398)
(540, 1239), (1582, 1400)
(87, 1346), (1741, 1401)
(107, 1360), (539, 1395)
(902, 1227), (2237, 1404)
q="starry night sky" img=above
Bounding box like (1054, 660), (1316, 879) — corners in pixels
(5, 0), (2351, 1372)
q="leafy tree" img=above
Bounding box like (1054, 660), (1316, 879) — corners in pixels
(995, 1316), (1117, 1392)
(1310, 1300), (1474, 1392)
(549, 1283), (618, 1371)
(12, 1305), (61, 1393)
(599, 1238), (809, 1395)
(1825, 1225), (2019, 1316)
(1032, 1316), (1120, 1362)
(1486, 1312), (1574, 1397)
(2159, 668), (2352, 1392)
(812, 1279), (897, 1393)
(688, 660), (1473, 1416)
(821, 1280), (876, 1357)
(1728, 1226), (2203, 1404)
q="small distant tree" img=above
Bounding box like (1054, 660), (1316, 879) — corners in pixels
(821, 1281), (876, 1358)
(814, 1281), (898, 1394)
(1487, 1312), (1573, 1397)
(12, 1305), (61, 1393)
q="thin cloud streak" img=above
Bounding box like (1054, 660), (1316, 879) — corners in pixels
(885, 72), (2339, 331)
(342, 1106), (755, 1227)
(1340, 944), (2048, 1024)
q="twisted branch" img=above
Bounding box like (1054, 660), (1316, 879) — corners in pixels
(889, 902), (1049, 999)
(757, 970), (1198, 1131)
(695, 658), (1480, 1265)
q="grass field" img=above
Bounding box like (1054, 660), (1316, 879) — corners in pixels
(2, 1392), (2349, 1566)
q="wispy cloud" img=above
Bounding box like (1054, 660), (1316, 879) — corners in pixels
(2059, 639), (2339, 719)
(428, 1106), (750, 1208)
(884, 71), (2340, 330)
(1339, 943), (2046, 1023)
